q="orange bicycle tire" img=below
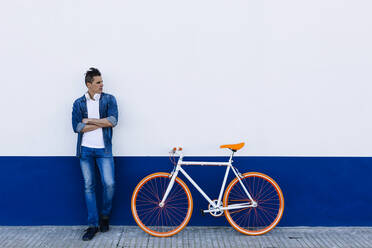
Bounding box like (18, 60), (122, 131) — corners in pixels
(131, 172), (193, 237)
(223, 172), (284, 235)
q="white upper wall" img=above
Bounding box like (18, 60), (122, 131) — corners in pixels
(1, 0), (372, 156)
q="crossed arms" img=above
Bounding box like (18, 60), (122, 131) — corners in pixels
(72, 95), (118, 134)
(81, 118), (113, 133)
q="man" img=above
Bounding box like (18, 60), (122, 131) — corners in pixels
(72, 68), (118, 241)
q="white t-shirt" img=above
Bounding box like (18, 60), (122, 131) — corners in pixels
(81, 92), (105, 148)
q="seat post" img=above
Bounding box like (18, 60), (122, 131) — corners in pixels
(229, 150), (235, 163)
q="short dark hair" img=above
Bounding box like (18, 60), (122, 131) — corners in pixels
(85, 67), (101, 84)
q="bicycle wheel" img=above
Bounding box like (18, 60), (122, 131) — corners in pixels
(223, 172), (284, 235)
(131, 172), (193, 237)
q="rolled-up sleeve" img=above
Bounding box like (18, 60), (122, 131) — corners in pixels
(76, 122), (86, 133)
(106, 116), (117, 127)
(107, 95), (118, 127)
(72, 101), (86, 133)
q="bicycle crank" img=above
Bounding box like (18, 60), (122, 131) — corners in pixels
(207, 199), (224, 217)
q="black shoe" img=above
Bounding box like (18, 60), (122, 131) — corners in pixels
(82, 226), (99, 241)
(99, 215), (110, 232)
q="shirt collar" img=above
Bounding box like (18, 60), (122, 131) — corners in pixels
(85, 92), (101, 101)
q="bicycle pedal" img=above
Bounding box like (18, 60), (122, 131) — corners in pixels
(200, 209), (205, 216)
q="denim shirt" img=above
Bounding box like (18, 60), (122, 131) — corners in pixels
(72, 92), (118, 157)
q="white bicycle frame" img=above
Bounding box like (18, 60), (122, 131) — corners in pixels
(159, 149), (257, 214)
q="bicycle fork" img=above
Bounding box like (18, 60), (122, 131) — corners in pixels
(159, 155), (184, 208)
(159, 167), (179, 208)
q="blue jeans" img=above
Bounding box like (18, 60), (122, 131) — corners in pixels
(79, 146), (115, 227)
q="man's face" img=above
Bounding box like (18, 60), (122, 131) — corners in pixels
(86, 76), (103, 95)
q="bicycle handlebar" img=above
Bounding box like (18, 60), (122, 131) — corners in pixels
(169, 147), (183, 155)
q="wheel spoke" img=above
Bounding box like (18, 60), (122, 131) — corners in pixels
(132, 174), (192, 237)
(225, 173), (283, 235)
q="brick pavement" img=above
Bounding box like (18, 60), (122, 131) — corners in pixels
(1, 226), (371, 248)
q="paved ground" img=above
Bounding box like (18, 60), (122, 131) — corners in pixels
(0, 226), (372, 248)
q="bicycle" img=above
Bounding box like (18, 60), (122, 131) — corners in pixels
(131, 142), (284, 237)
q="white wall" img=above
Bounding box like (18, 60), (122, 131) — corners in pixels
(1, 0), (372, 156)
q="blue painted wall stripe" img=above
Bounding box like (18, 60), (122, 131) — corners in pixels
(1, 156), (371, 226)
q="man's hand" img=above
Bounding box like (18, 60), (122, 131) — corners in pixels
(82, 118), (90, 124)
